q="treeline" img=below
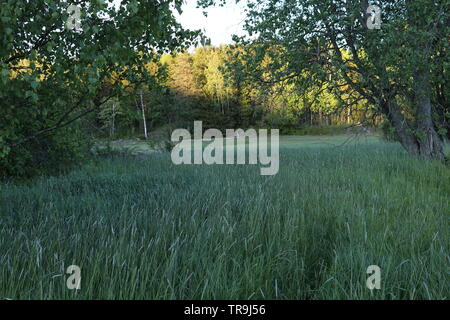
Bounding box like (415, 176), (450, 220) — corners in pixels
(0, 43), (383, 178)
(90, 45), (378, 141)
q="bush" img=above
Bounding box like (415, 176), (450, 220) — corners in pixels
(0, 124), (91, 179)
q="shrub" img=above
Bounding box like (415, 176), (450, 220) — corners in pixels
(0, 123), (91, 179)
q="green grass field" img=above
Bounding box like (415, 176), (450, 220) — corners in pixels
(0, 136), (448, 299)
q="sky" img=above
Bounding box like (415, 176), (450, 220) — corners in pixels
(112, 0), (247, 47)
(174, 1), (247, 47)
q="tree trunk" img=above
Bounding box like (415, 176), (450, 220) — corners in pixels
(139, 91), (148, 140)
(386, 101), (420, 155)
(413, 69), (444, 160)
(110, 103), (116, 138)
(385, 89), (444, 161)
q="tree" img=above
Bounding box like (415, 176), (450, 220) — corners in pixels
(0, 0), (201, 176)
(199, 0), (449, 160)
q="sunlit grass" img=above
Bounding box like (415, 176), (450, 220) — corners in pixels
(0, 136), (448, 299)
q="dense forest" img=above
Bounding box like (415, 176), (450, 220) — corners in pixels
(89, 46), (377, 138)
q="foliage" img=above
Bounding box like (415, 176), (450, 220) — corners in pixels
(199, 0), (449, 160)
(154, 45), (368, 134)
(1, 122), (91, 179)
(0, 0), (200, 177)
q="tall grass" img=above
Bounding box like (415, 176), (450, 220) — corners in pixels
(0, 137), (448, 299)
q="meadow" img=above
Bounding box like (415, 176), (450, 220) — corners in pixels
(0, 136), (448, 299)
